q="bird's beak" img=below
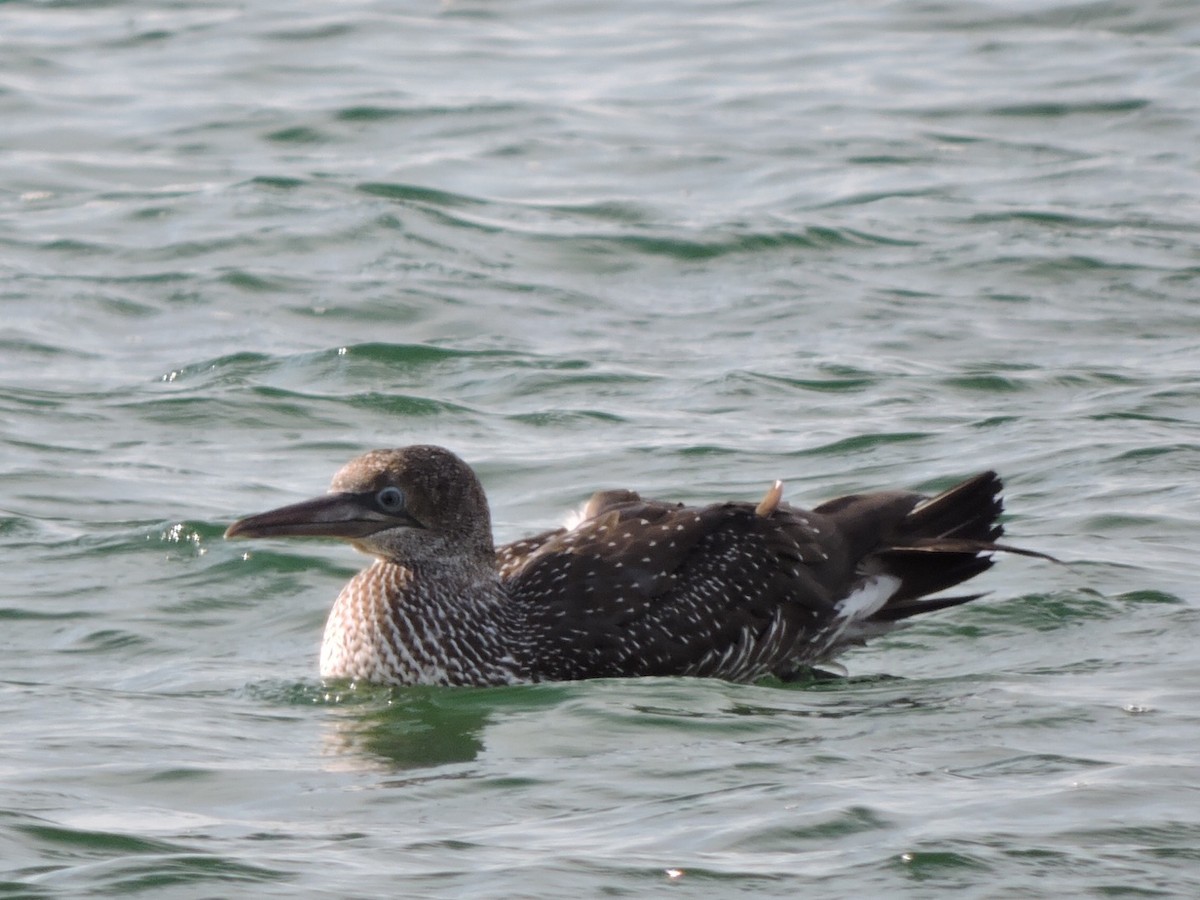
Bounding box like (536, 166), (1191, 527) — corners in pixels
(225, 492), (419, 541)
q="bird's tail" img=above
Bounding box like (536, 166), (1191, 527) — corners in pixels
(870, 470), (1054, 623)
(816, 470), (1053, 628)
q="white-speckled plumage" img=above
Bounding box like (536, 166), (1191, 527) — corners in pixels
(226, 444), (1026, 686)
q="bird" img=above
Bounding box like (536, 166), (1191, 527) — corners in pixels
(225, 444), (1039, 687)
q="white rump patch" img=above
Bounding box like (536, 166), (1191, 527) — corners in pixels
(835, 574), (903, 622)
(820, 573), (905, 651)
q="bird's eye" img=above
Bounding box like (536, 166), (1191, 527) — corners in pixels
(376, 486), (405, 512)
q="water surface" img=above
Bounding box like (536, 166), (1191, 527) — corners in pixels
(3, 0), (1200, 896)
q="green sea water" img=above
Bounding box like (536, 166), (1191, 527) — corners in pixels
(3, 0), (1200, 896)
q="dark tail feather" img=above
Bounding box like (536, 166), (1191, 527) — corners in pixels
(877, 472), (1060, 624)
(870, 592), (986, 623)
(902, 470), (1004, 543)
(874, 471), (1053, 621)
(876, 546), (995, 604)
(870, 471), (1004, 606)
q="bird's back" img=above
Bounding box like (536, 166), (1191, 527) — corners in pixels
(494, 476), (998, 682)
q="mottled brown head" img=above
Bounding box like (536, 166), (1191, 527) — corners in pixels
(226, 445), (495, 568)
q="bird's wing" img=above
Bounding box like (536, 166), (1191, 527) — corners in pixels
(503, 495), (853, 681)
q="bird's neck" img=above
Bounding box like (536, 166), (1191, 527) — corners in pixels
(319, 558), (525, 686)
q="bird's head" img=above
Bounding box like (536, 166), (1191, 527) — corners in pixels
(225, 445), (495, 568)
